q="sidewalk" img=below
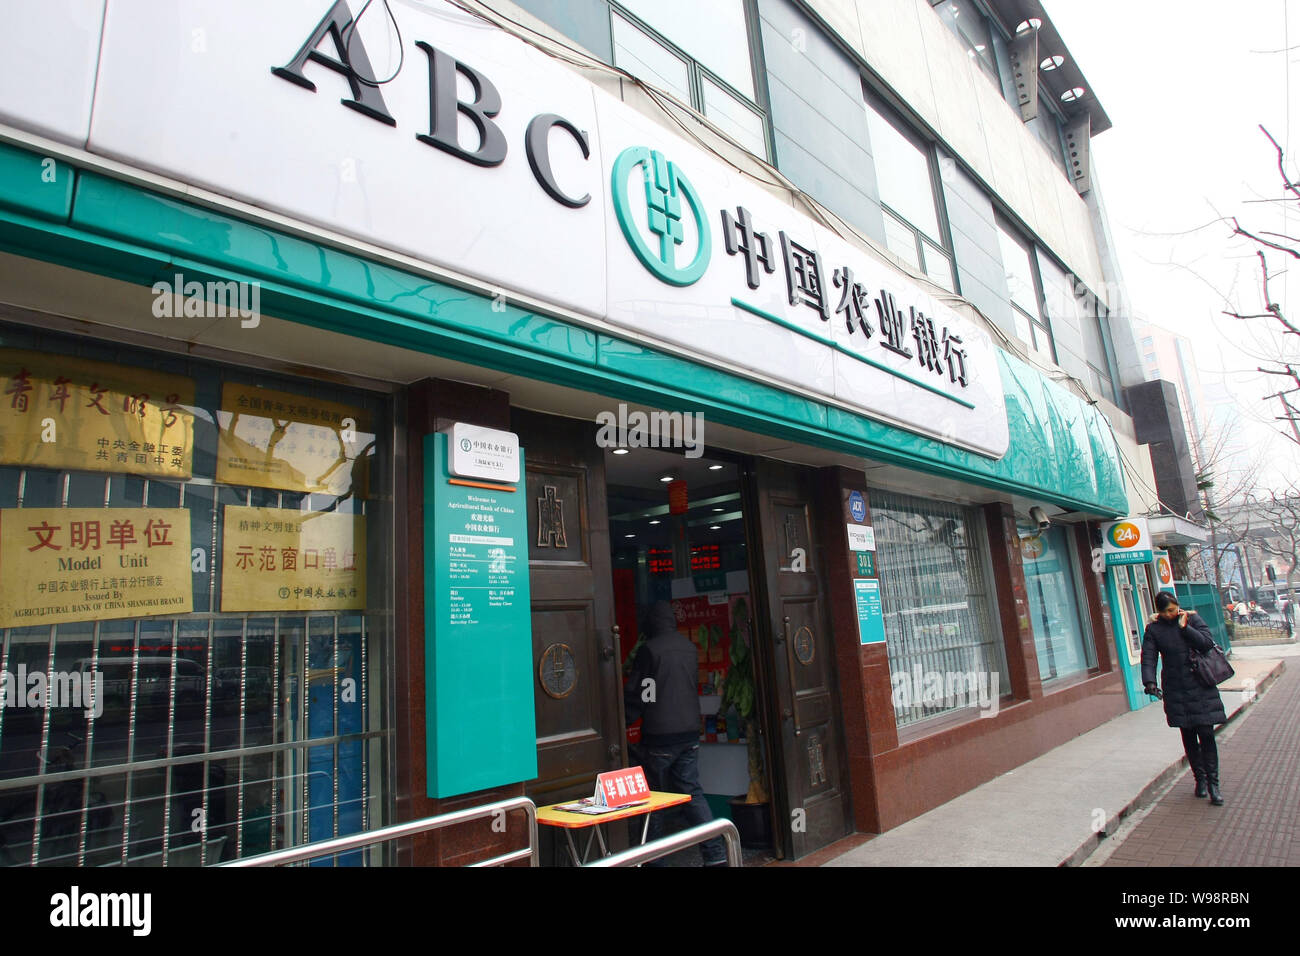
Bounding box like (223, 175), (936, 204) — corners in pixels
(823, 645), (1293, 867)
(1096, 652), (1300, 867)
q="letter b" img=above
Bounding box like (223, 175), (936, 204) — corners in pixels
(415, 42), (507, 167)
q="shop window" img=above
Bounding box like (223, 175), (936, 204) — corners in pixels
(863, 94), (955, 291)
(0, 324), (392, 866)
(1020, 525), (1096, 683)
(870, 490), (1006, 728)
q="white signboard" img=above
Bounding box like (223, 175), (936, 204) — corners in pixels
(846, 524), (875, 552)
(447, 423), (520, 484)
(29, 0), (1009, 458)
(1102, 517), (1153, 566)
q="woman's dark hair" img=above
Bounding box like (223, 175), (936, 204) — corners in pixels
(1154, 591), (1180, 612)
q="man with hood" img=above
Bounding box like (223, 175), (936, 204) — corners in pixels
(624, 599), (728, 865)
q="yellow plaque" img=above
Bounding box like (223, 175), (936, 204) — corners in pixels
(216, 383), (372, 497)
(220, 506), (366, 612)
(0, 508), (193, 628)
(0, 350), (195, 478)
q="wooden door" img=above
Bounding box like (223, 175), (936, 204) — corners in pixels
(511, 410), (624, 813)
(750, 458), (852, 858)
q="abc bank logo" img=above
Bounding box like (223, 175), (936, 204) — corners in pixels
(611, 146), (711, 286)
(1108, 522), (1142, 549)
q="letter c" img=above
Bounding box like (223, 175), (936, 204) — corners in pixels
(525, 113), (591, 208)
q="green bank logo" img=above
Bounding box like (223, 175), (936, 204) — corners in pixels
(611, 146), (711, 286)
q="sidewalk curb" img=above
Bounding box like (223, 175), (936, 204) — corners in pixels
(1059, 659), (1286, 867)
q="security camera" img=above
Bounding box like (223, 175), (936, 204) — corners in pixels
(1029, 506), (1050, 530)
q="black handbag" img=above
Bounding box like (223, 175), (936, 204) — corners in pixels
(1187, 641), (1234, 687)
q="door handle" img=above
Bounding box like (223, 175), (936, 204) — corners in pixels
(780, 616), (801, 737)
(602, 624), (619, 661)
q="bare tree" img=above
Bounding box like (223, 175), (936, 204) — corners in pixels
(1223, 127), (1300, 448)
(1182, 418), (1261, 598)
(1244, 484), (1300, 623)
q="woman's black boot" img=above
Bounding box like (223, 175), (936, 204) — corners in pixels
(1206, 775), (1224, 806)
(1193, 770), (1208, 799)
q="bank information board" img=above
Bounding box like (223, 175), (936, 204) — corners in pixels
(425, 432), (535, 797)
(854, 578), (886, 645)
(0, 507), (192, 627)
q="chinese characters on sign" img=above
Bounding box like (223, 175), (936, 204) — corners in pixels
(719, 207), (971, 389)
(216, 383), (372, 497)
(0, 350), (195, 478)
(220, 506), (366, 611)
(0, 508), (193, 627)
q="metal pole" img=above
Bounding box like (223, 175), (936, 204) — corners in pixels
(586, 819), (743, 867)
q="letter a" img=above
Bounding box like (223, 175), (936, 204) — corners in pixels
(271, 0), (396, 126)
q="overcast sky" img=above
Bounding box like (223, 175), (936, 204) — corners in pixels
(1043, 0), (1300, 493)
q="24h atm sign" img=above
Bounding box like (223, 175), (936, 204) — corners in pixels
(78, 0), (1008, 458)
(1102, 517), (1154, 567)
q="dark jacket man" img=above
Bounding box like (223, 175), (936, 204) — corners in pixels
(1140, 610), (1227, 728)
(624, 600), (700, 745)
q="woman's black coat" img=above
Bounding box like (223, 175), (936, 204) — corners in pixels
(1140, 611), (1227, 728)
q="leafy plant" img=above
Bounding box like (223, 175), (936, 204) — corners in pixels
(719, 597), (768, 804)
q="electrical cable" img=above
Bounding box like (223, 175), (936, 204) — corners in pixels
(341, 0), (404, 87)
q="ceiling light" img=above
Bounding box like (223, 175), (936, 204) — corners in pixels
(708, 464), (723, 471)
(624, 533), (635, 539)
(648, 519), (661, 525)
(1040, 54), (1064, 71)
(1015, 18), (1041, 34)
(659, 475), (675, 482)
(713, 507), (724, 512)
(709, 525), (721, 531)
(612, 448), (630, 455)
(1060, 87), (1086, 103)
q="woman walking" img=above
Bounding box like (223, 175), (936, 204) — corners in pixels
(1141, 591), (1228, 805)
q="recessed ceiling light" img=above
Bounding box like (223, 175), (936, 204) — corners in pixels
(648, 519), (661, 525)
(1040, 54), (1064, 71)
(612, 448), (630, 455)
(713, 507), (724, 512)
(709, 525), (721, 531)
(1060, 86), (1086, 103)
(624, 533), (635, 538)
(1015, 18), (1041, 34)
(660, 475), (675, 482)
(708, 464), (723, 471)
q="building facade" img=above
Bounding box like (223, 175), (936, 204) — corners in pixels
(0, 0), (1174, 865)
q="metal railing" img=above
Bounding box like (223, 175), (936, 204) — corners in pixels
(585, 819), (743, 867)
(218, 796), (538, 867)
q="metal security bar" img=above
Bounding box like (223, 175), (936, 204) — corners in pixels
(870, 489), (1006, 727)
(0, 330), (392, 868)
(585, 820), (743, 867)
(219, 797), (539, 867)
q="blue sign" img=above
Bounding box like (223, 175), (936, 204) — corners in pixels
(848, 490), (867, 523)
(854, 579), (886, 645)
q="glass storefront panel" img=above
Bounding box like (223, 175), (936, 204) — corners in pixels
(0, 323), (393, 866)
(871, 489), (1006, 727)
(1020, 525), (1095, 682)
